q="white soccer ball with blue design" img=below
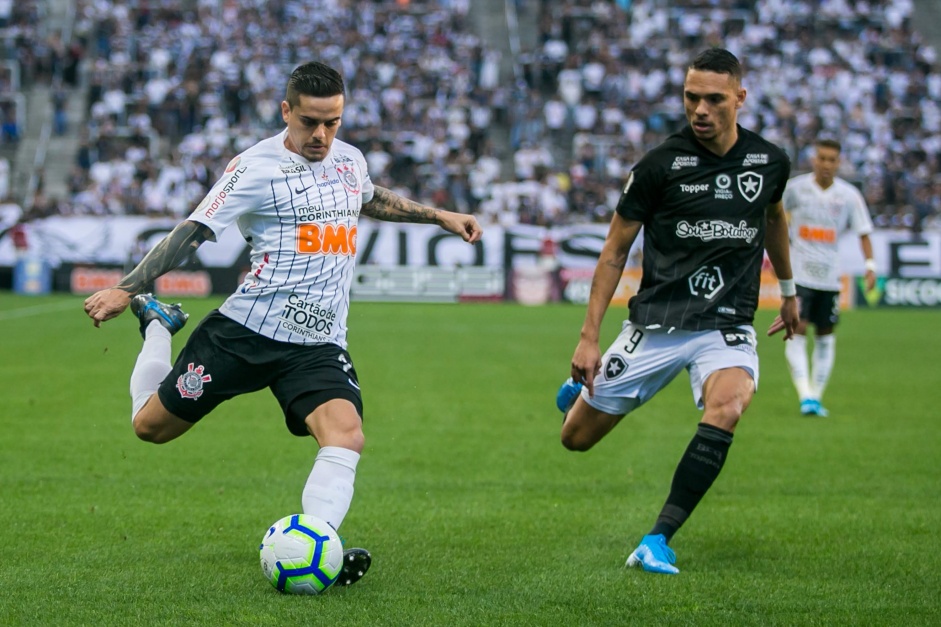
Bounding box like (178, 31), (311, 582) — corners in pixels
(259, 514), (343, 594)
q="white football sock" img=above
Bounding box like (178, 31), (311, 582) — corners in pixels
(811, 334), (836, 401)
(784, 334), (813, 400)
(129, 321), (172, 423)
(302, 446), (360, 531)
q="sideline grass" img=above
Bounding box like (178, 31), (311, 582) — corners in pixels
(1, 294), (938, 625)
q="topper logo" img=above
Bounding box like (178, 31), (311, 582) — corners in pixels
(296, 224), (357, 256)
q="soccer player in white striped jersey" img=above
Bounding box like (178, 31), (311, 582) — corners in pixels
(781, 138), (876, 417)
(84, 61), (483, 586)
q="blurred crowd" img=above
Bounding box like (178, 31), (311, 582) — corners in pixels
(7, 0), (941, 233)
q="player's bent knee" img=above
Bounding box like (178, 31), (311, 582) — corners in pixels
(561, 430), (597, 452)
(132, 407), (193, 444)
(305, 399), (365, 452)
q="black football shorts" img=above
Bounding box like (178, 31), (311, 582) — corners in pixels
(796, 285), (840, 329)
(157, 310), (363, 436)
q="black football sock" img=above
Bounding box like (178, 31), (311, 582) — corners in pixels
(649, 422), (734, 542)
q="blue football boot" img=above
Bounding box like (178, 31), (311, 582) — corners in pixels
(130, 293), (189, 339)
(626, 534), (680, 575)
(556, 377), (583, 413)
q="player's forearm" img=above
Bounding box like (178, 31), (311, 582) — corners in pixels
(860, 234), (874, 263)
(580, 249), (628, 343)
(764, 205), (793, 280)
(362, 187), (439, 224)
(115, 221), (210, 295)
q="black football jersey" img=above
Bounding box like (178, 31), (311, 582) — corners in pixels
(616, 125), (791, 330)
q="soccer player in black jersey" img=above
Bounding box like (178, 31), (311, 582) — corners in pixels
(555, 49), (800, 574)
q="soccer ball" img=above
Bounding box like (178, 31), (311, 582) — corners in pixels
(259, 514), (344, 594)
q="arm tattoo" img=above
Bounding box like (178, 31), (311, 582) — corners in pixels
(361, 186), (439, 224)
(116, 221), (211, 295)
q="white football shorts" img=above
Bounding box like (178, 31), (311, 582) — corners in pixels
(581, 321), (759, 416)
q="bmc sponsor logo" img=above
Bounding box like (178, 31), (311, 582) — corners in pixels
(798, 225), (837, 244)
(296, 223), (357, 256)
(70, 267), (124, 293)
(155, 271), (212, 297)
(680, 183), (709, 194)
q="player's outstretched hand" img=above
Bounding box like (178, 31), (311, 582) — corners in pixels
(439, 211), (483, 244)
(570, 340), (602, 397)
(767, 296), (800, 340)
(84, 288), (132, 328)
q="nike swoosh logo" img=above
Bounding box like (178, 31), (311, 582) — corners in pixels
(295, 183), (315, 194)
(347, 378), (361, 391)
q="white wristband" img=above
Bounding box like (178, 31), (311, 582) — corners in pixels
(779, 278), (796, 297)
(864, 259), (877, 273)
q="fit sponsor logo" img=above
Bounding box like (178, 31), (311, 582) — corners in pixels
(676, 219), (759, 243)
(689, 265), (725, 299)
(200, 167), (248, 218)
(743, 153), (768, 166)
(296, 223), (357, 256)
(177, 363), (212, 400)
(671, 156), (699, 170)
(279, 294), (337, 338)
(714, 173), (733, 200)
(737, 172), (764, 203)
(680, 183), (710, 194)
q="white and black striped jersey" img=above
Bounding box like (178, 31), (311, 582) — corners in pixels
(187, 130), (374, 348)
(782, 173), (873, 291)
(616, 125), (790, 330)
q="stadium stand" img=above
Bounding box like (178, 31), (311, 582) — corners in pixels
(7, 0), (941, 233)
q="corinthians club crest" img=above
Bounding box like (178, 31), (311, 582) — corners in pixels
(336, 163), (360, 194)
(736, 171), (763, 203)
(177, 363), (212, 400)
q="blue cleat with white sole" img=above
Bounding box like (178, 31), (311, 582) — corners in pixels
(800, 399), (829, 417)
(556, 377), (583, 413)
(130, 293), (189, 339)
(626, 534), (679, 575)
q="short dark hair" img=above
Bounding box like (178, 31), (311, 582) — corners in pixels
(688, 48), (743, 83)
(286, 62), (345, 107)
(815, 138), (842, 153)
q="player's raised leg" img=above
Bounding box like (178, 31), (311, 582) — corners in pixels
(128, 294), (194, 443)
(302, 398), (371, 586)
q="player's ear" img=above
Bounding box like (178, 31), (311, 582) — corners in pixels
(736, 87), (746, 109)
(281, 101), (291, 123)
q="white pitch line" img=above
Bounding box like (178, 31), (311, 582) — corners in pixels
(0, 299), (85, 320)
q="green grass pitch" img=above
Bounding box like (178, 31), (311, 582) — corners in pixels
(1, 294), (939, 625)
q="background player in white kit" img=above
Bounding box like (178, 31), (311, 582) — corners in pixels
(83, 62), (483, 586)
(782, 138), (876, 417)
